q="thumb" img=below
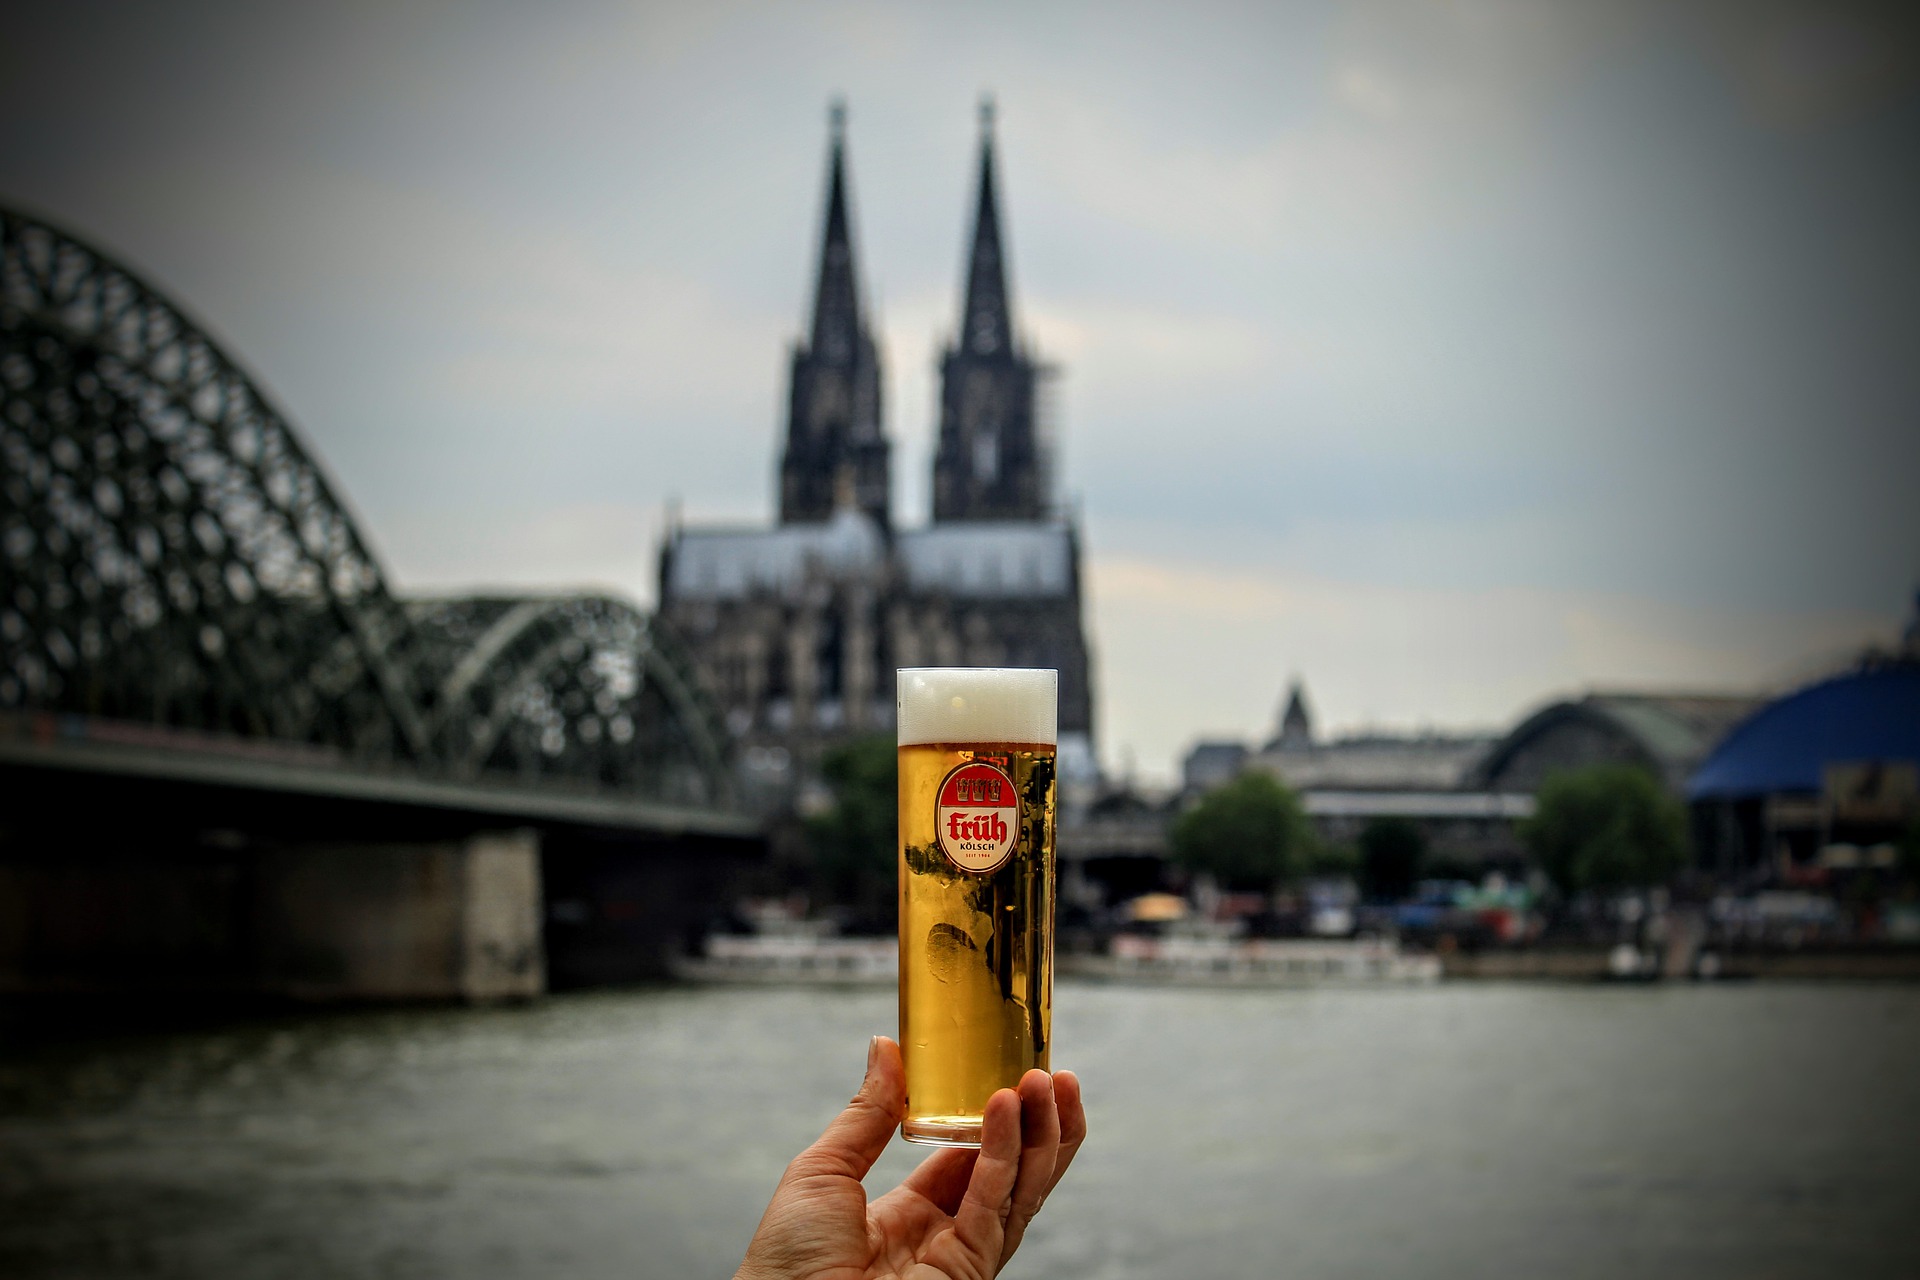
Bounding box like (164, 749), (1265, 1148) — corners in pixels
(788, 1036), (905, 1183)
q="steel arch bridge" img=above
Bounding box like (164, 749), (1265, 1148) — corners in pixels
(0, 208), (729, 805)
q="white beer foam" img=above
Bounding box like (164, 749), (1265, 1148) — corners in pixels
(897, 668), (1057, 747)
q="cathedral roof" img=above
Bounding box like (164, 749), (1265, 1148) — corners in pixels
(664, 508), (885, 599)
(898, 522), (1073, 596)
(661, 516), (1076, 601)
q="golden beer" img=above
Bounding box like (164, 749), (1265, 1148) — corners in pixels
(897, 668), (1057, 1147)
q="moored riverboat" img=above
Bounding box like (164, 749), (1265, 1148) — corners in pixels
(1062, 933), (1441, 986)
(671, 934), (899, 986)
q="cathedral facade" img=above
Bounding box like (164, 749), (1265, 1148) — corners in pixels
(656, 103), (1095, 802)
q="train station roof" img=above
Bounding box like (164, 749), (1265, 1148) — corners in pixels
(1470, 692), (1765, 794)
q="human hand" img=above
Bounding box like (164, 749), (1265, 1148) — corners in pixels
(735, 1036), (1086, 1280)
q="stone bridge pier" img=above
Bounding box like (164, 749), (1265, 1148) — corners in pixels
(245, 831), (544, 1001)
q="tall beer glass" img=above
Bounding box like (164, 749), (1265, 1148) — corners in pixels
(897, 667), (1057, 1147)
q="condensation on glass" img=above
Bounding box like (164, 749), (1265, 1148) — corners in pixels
(896, 667), (1056, 1147)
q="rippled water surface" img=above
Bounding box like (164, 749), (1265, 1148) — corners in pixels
(3, 982), (1918, 1279)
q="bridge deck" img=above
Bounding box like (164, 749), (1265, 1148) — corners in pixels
(0, 713), (758, 840)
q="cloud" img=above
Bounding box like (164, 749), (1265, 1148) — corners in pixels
(1333, 63), (1406, 122)
(1024, 300), (1272, 383)
(2, 0), (1910, 782)
(377, 501), (665, 606)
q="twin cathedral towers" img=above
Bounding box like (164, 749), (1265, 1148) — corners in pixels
(657, 100), (1096, 794)
(779, 98), (1051, 530)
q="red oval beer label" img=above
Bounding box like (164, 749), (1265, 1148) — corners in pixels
(934, 760), (1019, 874)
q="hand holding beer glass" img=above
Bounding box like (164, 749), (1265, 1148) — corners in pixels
(733, 667), (1082, 1280)
(897, 667), (1057, 1147)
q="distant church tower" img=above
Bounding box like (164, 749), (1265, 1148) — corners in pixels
(932, 99), (1048, 523)
(1271, 680), (1314, 752)
(779, 102), (890, 526)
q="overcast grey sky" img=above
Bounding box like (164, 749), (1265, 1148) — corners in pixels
(3, 0), (1916, 781)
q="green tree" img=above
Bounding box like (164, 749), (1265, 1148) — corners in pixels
(1171, 772), (1311, 891)
(1358, 816), (1426, 901)
(1307, 840), (1358, 880)
(805, 735), (898, 927)
(1521, 763), (1687, 894)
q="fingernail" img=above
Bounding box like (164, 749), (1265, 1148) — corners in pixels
(865, 1035), (880, 1078)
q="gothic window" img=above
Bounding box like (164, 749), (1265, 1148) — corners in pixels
(972, 432), (999, 483)
(873, 618), (892, 689)
(970, 306), (1001, 354)
(766, 637), (789, 697)
(816, 609), (844, 699)
(809, 374), (850, 433)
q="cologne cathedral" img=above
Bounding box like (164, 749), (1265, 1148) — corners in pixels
(656, 102), (1096, 800)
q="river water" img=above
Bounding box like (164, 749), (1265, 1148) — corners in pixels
(2, 982), (1917, 1279)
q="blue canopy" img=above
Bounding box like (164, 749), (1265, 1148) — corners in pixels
(1688, 666), (1920, 799)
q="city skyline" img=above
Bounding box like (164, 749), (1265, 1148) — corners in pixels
(3, 2), (1914, 782)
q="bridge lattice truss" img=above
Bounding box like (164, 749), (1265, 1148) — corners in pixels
(0, 209), (729, 804)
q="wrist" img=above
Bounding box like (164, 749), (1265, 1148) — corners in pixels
(733, 1256), (787, 1280)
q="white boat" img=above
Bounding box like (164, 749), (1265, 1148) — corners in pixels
(1061, 933), (1441, 986)
(674, 917), (1439, 988)
(671, 934), (899, 986)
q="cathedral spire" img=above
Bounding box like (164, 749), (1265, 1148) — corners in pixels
(809, 98), (862, 363)
(932, 97), (1047, 523)
(958, 95), (1015, 359)
(780, 100), (889, 526)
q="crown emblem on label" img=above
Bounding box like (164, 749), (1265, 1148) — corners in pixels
(934, 760), (1019, 874)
